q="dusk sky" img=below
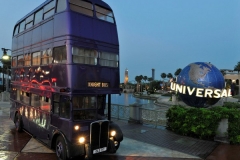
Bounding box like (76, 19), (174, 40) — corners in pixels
(0, 0), (240, 83)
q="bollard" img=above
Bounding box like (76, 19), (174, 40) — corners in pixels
(1, 92), (6, 102)
(172, 94), (177, 105)
(128, 103), (142, 124)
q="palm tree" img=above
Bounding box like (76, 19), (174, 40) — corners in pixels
(161, 73), (166, 81)
(234, 62), (240, 100)
(143, 76), (148, 83)
(167, 73), (173, 81)
(161, 73), (167, 90)
(142, 76), (148, 91)
(147, 77), (153, 82)
(174, 68), (182, 80)
(135, 75), (143, 92)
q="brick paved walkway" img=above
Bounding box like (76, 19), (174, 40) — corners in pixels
(113, 119), (218, 159)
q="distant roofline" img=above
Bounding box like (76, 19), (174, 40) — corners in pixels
(220, 69), (235, 72)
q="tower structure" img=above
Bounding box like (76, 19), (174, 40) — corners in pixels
(152, 68), (155, 80)
(124, 68), (129, 84)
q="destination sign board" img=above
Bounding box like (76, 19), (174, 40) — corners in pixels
(88, 82), (109, 88)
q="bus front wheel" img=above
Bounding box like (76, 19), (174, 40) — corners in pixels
(56, 136), (67, 160)
(15, 113), (23, 132)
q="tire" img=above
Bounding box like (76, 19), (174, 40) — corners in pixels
(56, 136), (67, 160)
(15, 113), (23, 132)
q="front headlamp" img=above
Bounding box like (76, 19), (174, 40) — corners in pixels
(79, 137), (85, 144)
(110, 130), (116, 137)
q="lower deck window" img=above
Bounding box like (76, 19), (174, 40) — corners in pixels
(31, 94), (51, 112)
(53, 94), (70, 119)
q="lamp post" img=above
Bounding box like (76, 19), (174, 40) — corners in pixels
(1, 48), (11, 92)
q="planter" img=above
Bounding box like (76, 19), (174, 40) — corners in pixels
(215, 118), (229, 143)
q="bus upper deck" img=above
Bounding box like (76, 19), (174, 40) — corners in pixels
(11, 0), (120, 95)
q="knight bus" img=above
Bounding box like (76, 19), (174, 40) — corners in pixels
(9, 0), (123, 159)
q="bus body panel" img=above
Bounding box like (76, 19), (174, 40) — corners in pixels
(12, 64), (120, 94)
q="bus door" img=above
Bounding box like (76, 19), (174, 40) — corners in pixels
(37, 96), (51, 143)
(29, 94), (51, 142)
(51, 94), (71, 138)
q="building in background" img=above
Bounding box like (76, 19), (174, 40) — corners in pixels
(221, 69), (239, 96)
(124, 68), (129, 84)
(152, 68), (155, 80)
(222, 70), (239, 84)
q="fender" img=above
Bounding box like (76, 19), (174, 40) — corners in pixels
(109, 121), (123, 142)
(51, 129), (70, 158)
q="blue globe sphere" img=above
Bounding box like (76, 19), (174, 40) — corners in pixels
(176, 62), (225, 108)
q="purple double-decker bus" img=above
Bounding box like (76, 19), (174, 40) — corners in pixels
(9, 0), (123, 159)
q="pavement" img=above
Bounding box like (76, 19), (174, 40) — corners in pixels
(0, 96), (240, 160)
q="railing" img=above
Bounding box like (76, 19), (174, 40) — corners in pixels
(1, 91), (10, 102)
(140, 108), (167, 127)
(106, 103), (167, 128)
(106, 103), (130, 120)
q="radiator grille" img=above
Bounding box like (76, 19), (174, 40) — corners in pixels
(90, 120), (109, 151)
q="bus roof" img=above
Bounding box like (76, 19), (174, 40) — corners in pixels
(15, 0), (112, 26)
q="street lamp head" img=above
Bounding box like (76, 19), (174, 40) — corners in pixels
(1, 48), (11, 60)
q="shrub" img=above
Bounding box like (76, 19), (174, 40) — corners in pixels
(166, 103), (240, 144)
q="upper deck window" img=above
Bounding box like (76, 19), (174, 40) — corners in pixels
(69, 0), (93, 17)
(53, 46), (67, 63)
(99, 52), (118, 67)
(72, 47), (97, 65)
(34, 9), (43, 25)
(57, 0), (67, 12)
(43, 0), (56, 19)
(25, 14), (34, 29)
(95, 5), (114, 23)
(19, 21), (25, 33)
(13, 25), (19, 36)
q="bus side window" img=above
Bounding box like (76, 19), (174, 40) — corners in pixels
(40, 97), (51, 112)
(59, 96), (70, 119)
(22, 92), (30, 105)
(31, 94), (41, 108)
(53, 94), (60, 115)
(56, 0), (67, 12)
(17, 90), (21, 101)
(53, 103), (59, 114)
(53, 46), (67, 63)
(72, 96), (83, 109)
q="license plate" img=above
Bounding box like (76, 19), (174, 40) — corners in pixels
(93, 147), (107, 154)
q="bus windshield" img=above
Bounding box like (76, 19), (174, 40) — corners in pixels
(72, 95), (105, 121)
